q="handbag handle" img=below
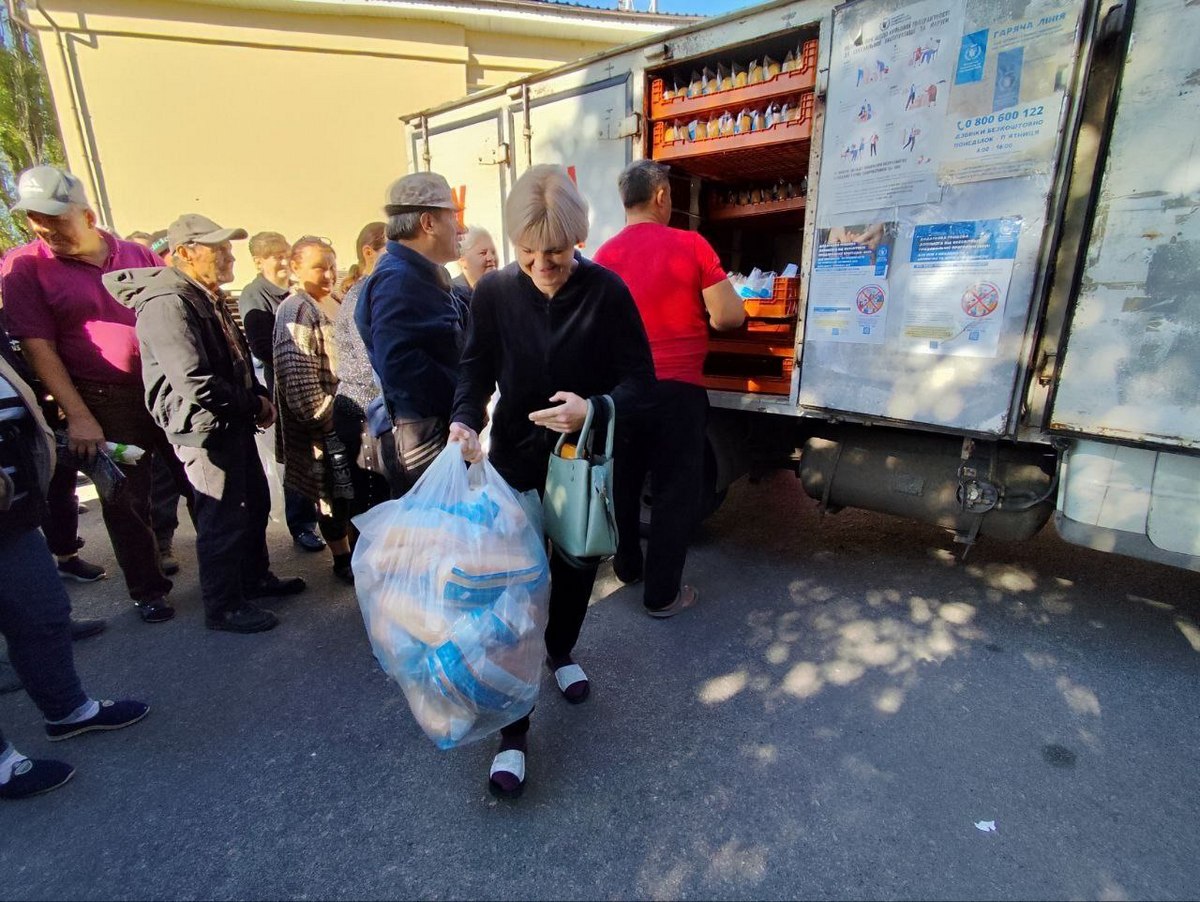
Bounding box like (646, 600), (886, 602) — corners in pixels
(552, 394), (615, 460)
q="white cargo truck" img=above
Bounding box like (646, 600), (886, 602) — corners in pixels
(402, 0), (1200, 572)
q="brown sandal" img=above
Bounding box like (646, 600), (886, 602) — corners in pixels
(646, 585), (698, 619)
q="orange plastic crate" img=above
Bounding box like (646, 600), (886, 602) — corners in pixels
(649, 40), (818, 119)
(651, 95), (814, 161)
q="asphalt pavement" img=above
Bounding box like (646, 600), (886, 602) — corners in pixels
(2, 469), (1198, 901)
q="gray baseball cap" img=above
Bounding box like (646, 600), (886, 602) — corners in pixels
(384, 172), (462, 214)
(167, 214), (248, 252)
(12, 165), (89, 215)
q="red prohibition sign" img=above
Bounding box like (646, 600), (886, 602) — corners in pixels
(961, 281), (1000, 318)
(856, 284), (885, 314)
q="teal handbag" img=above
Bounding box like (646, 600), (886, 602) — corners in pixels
(543, 395), (618, 567)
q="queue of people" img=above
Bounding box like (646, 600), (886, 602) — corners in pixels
(0, 157), (745, 801)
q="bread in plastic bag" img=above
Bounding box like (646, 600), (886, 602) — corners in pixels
(352, 443), (550, 750)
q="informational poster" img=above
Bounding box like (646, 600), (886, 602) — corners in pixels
(939, 0), (1080, 184)
(807, 222), (897, 344)
(821, 0), (962, 215)
(901, 217), (1021, 356)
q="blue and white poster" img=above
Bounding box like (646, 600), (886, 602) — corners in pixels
(900, 218), (1021, 357)
(820, 0), (961, 214)
(807, 223), (897, 345)
(939, 0), (1080, 184)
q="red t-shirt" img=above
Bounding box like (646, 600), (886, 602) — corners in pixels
(594, 222), (727, 385)
(0, 232), (162, 384)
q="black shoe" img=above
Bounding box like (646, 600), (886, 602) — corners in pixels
(135, 599), (175, 624)
(0, 758), (75, 800)
(69, 618), (107, 641)
(206, 604), (279, 633)
(45, 699), (150, 742)
(244, 574), (306, 599)
(57, 556), (107, 582)
(333, 563), (355, 586)
(293, 529), (326, 553)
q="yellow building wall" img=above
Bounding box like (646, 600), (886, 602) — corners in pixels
(31, 0), (617, 280)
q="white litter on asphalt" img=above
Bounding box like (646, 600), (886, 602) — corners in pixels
(974, 820), (997, 833)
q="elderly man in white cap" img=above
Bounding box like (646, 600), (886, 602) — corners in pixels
(354, 172), (467, 496)
(104, 214), (306, 634)
(1, 165), (193, 626)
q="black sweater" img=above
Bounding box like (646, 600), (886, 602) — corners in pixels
(450, 254), (655, 492)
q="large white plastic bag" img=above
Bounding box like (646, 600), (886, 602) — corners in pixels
(352, 443), (550, 749)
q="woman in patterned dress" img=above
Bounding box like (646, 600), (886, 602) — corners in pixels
(272, 236), (355, 584)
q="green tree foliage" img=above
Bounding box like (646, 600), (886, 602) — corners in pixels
(0, 1), (65, 252)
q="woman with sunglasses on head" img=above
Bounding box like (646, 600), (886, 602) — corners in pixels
(272, 236), (356, 584)
(449, 165), (655, 799)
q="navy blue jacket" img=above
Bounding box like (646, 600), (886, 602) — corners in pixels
(355, 241), (465, 421)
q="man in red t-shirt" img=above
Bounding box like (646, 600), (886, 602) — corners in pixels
(593, 160), (744, 617)
(1, 166), (192, 624)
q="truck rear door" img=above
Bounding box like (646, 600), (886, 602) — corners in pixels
(417, 105), (511, 263)
(513, 72), (636, 250)
(1048, 0), (1200, 569)
(798, 0), (1095, 437)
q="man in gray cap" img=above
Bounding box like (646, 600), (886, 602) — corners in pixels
(105, 214), (305, 633)
(355, 172), (467, 495)
(1, 165), (192, 625)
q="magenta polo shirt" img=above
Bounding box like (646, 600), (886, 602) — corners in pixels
(0, 232), (162, 385)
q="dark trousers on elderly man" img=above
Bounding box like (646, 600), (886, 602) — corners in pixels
(74, 381), (194, 602)
(174, 428), (272, 619)
(613, 380), (709, 610)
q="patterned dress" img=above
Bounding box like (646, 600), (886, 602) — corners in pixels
(272, 290), (339, 505)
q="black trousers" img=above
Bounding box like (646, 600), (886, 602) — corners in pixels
(42, 457), (80, 557)
(150, 452), (182, 547)
(74, 381), (194, 602)
(175, 429), (272, 618)
(499, 531), (600, 739)
(613, 380), (709, 608)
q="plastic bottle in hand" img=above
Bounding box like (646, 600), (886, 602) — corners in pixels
(103, 442), (145, 465)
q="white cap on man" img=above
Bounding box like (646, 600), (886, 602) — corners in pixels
(11, 165), (89, 215)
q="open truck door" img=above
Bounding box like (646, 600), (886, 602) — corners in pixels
(1047, 0), (1200, 570)
(412, 106), (511, 264)
(793, 0), (1099, 547)
(509, 71), (637, 250)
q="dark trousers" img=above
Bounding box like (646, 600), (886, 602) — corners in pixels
(285, 487), (318, 536)
(42, 457), (80, 557)
(613, 380), (709, 608)
(150, 453), (181, 547)
(0, 528), (88, 747)
(500, 549), (599, 739)
(75, 381), (194, 602)
(176, 428), (272, 618)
